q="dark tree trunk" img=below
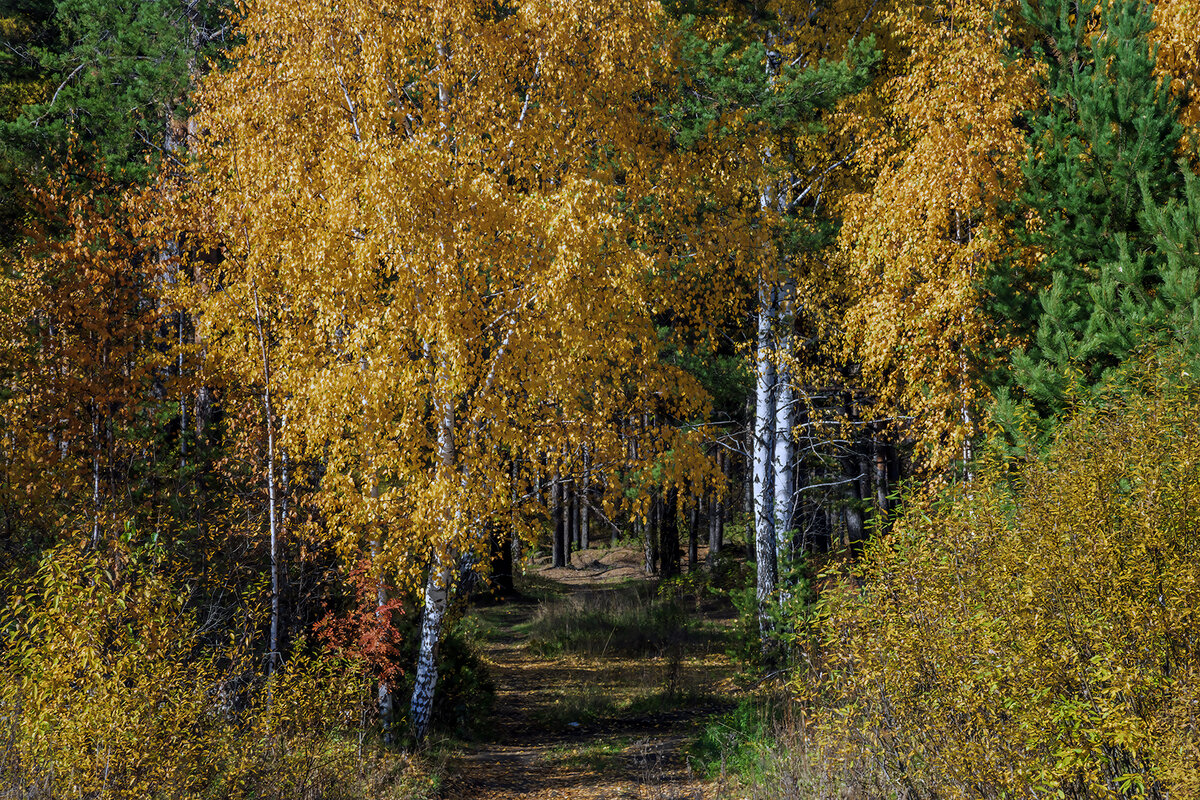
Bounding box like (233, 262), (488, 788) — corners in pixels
(707, 494), (720, 568)
(743, 395), (755, 561)
(572, 479), (582, 550)
(688, 497), (699, 571)
(661, 488), (680, 578)
(490, 524), (514, 595)
(562, 478), (574, 564)
(551, 472), (566, 567)
(644, 493), (659, 575)
(843, 397), (866, 551)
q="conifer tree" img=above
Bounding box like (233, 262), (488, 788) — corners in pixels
(1, 0), (226, 181)
(990, 0), (1191, 426)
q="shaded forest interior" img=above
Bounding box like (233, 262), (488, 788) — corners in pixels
(3, 0), (1200, 798)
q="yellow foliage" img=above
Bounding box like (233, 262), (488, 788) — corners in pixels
(837, 0), (1038, 478)
(1151, 0), (1200, 156)
(167, 0), (726, 589)
(810, 361), (1200, 797)
(0, 544), (374, 799)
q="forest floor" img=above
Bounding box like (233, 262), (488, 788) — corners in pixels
(440, 545), (744, 800)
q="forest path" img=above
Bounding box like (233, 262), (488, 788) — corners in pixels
(441, 548), (739, 800)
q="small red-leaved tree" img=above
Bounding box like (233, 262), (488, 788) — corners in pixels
(315, 561), (407, 703)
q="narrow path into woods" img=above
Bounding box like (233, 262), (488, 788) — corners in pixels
(442, 549), (740, 800)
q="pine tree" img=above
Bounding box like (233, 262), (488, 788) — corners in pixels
(991, 0), (1190, 423)
(1, 0), (227, 182)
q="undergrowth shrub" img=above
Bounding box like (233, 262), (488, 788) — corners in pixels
(0, 543), (394, 800)
(811, 367), (1200, 798)
(316, 563), (494, 740)
(692, 695), (845, 799)
(395, 615), (495, 738)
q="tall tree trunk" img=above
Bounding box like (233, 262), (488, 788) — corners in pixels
(753, 278), (779, 645)
(644, 492), (659, 576)
(743, 397), (755, 561)
(708, 450), (725, 569)
(773, 285), (796, 565)
(250, 284), (280, 677)
(580, 446), (590, 551)
(687, 497), (699, 572)
(872, 433), (896, 535)
(370, 537), (394, 736)
(510, 458), (522, 580)
(707, 493), (720, 569)
(842, 395), (865, 550)
(410, 386), (456, 742)
(660, 487), (680, 578)
(411, 554), (452, 741)
(91, 410), (101, 547)
(551, 469), (565, 567)
(562, 476), (574, 564)
(490, 523), (514, 595)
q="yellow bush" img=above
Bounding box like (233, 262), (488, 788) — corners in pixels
(812, 369), (1200, 799)
(0, 544), (373, 799)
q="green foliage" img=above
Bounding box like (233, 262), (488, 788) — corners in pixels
(408, 617), (496, 739)
(989, 0), (1197, 432)
(726, 551), (814, 667)
(0, 0), (53, 238)
(0, 0), (227, 182)
(659, 18), (878, 151)
(691, 697), (785, 781)
(814, 359), (1200, 798)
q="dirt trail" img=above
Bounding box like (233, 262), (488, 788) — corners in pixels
(441, 548), (737, 800)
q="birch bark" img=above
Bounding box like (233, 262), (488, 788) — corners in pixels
(753, 277), (779, 643)
(410, 389), (456, 741)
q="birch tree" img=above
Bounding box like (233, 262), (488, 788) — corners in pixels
(180, 0), (716, 741)
(660, 1), (877, 649)
(838, 0), (1036, 477)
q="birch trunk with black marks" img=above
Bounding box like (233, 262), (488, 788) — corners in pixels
(410, 387), (456, 742)
(579, 446), (590, 550)
(753, 277), (779, 644)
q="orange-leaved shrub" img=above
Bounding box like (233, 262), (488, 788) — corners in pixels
(0, 543), (374, 800)
(812, 367), (1200, 799)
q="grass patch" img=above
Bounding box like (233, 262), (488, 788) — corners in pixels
(522, 584), (722, 658)
(546, 737), (634, 771)
(623, 688), (723, 717)
(690, 695), (848, 799)
(513, 572), (571, 601)
(690, 697), (783, 781)
(532, 683), (618, 728)
(535, 682), (727, 730)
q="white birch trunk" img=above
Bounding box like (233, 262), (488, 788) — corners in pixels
(410, 390), (456, 742)
(580, 446), (590, 551)
(773, 280), (796, 557)
(250, 284), (280, 676)
(265, 391), (279, 675)
(92, 412), (101, 548)
(410, 553), (452, 741)
(753, 277), (779, 643)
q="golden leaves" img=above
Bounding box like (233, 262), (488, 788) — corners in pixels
(836, 0), (1038, 475)
(812, 369), (1200, 797)
(176, 0), (718, 587)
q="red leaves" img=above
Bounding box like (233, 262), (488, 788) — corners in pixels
(314, 559), (407, 685)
